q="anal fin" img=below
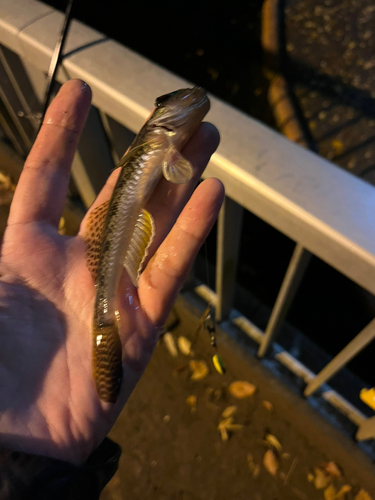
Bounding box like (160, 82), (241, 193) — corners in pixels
(123, 209), (155, 287)
(85, 200), (109, 283)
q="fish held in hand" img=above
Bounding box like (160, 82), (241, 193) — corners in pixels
(85, 87), (210, 403)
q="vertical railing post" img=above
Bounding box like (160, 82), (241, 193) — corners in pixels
(215, 196), (243, 322)
(356, 416), (375, 441)
(72, 106), (115, 207)
(304, 317), (375, 397)
(258, 243), (311, 357)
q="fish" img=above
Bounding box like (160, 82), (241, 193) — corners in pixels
(85, 87), (210, 402)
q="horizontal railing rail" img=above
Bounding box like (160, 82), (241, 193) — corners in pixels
(0, 0), (374, 443)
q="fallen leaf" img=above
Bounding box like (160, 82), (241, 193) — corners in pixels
(229, 381), (256, 399)
(314, 467), (330, 490)
(190, 360), (209, 380)
(336, 485), (352, 499)
(263, 449), (278, 476)
(331, 139), (344, 154)
(324, 485), (337, 500)
(252, 464), (260, 478)
(322, 461), (341, 478)
(307, 473), (314, 482)
(222, 406), (237, 418)
(164, 332), (178, 357)
(247, 453), (260, 478)
(186, 395), (197, 410)
(355, 490), (373, 500)
(218, 417), (243, 441)
(265, 434), (282, 451)
(218, 419), (230, 441)
(262, 400), (273, 411)
(178, 336), (193, 356)
(0, 171), (15, 192)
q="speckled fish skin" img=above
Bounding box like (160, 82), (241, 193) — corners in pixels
(92, 87), (210, 403)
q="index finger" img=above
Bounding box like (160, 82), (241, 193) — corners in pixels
(8, 79), (92, 228)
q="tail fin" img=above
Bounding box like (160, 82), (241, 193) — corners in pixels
(92, 321), (123, 403)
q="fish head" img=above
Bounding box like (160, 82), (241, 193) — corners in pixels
(149, 87), (210, 147)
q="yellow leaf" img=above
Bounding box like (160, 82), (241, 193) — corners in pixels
(229, 381), (256, 399)
(265, 433), (282, 451)
(324, 485), (337, 500)
(322, 461), (341, 478)
(314, 467), (330, 490)
(263, 449), (278, 476)
(189, 360), (209, 381)
(163, 332), (178, 357)
(186, 395), (197, 408)
(222, 406), (237, 418)
(336, 485), (352, 499)
(177, 336), (193, 356)
(355, 490), (373, 500)
(262, 400), (273, 411)
(331, 139), (344, 154)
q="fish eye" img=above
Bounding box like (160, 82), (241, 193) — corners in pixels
(155, 90), (181, 107)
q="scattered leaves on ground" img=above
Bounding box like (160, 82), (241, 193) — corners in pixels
(265, 433), (282, 452)
(217, 417), (243, 442)
(186, 395), (197, 413)
(322, 461), (341, 478)
(247, 453), (260, 478)
(262, 400), (273, 411)
(222, 405), (237, 419)
(313, 467), (330, 489)
(331, 139), (344, 154)
(229, 381), (256, 399)
(0, 171), (15, 206)
(324, 484), (337, 500)
(263, 449), (278, 476)
(336, 485), (352, 499)
(189, 360), (209, 381)
(177, 336), (193, 356)
(163, 332), (178, 357)
(355, 490), (373, 500)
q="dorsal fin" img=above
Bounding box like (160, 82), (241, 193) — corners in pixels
(85, 200), (109, 283)
(123, 209), (155, 287)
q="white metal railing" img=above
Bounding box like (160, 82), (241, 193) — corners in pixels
(1, 0), (375, 442)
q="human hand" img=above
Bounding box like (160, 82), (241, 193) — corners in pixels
(0, 80), (224, 465)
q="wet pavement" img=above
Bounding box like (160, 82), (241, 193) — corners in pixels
(282, 0), (375, 183)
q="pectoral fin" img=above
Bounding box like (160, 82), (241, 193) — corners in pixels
(123, 209), (155, 287)
(162, 144), (194, 184)
(85, 200), (109, 283)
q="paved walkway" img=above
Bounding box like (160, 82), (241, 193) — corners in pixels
(263, 0), (375, 185)
(102, 294), (375, 500)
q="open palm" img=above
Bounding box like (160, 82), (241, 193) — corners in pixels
(0, 80), (223, 465)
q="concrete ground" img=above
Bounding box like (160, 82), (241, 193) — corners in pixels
(263, 0), (375, 185)
(101, 294), (375, 500)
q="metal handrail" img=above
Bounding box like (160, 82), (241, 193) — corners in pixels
(0, 0), (374, 441)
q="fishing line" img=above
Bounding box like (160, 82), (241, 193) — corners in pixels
(36, 0), (74, 137)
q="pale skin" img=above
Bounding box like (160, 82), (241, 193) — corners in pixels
(0, 80), (224, 465)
